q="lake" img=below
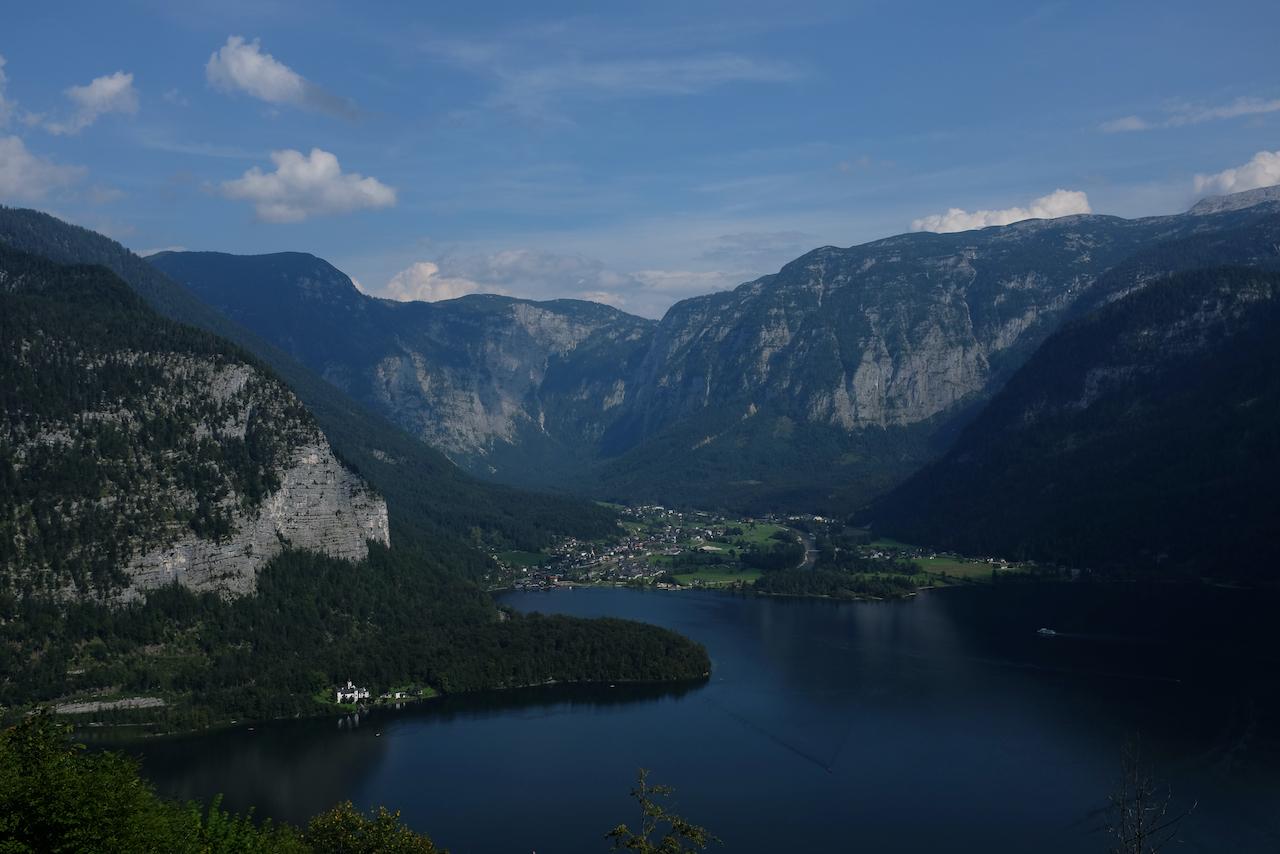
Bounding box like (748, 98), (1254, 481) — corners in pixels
(113, 584), (1280, 852)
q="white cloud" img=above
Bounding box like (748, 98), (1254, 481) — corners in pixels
(45, 71), (139, 135)
(206, 36), (355, 117)
(911, 189), (1092, 233)
(384, 261), (501, 302)
(1102, 95), (1280, 132)
(1193, 150), (1280, 195)
(381, 249), (645, 306)
(372, 247), (749, 318)
(0, 135), (85, 201)
(219, 148), (396, 222)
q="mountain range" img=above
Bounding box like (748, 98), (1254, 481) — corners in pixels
(0, 206), (620, 580)
(0, 209), (707, 725)
(150, 187), (1280, 514)
(0, 243), (387, 600)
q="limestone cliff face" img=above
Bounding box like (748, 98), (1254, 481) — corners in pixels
(367, 296), (653, 459)
(0, 245), (389, 601)
(623, 217), (1135, 438)
(150, 251), (656, 479)
(149, 190), (1280, 506)
(620, 199), (1280, 444)
(122, 439), (389, 600)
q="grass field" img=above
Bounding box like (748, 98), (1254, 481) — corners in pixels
(915, 556), (997, 580)
(674, 568), (762, 586)
(733, 522), (789, 547)
(498, 550), (550, 567)
(870, 537), (917, 550)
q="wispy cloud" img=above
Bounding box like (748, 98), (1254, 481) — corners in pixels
(912, 189), (1092, 233)
(1099, 115), (1151, 133)
(1101, 95), (1280, 133)
(494, 55), (801, 107)
(381, 248), (639, 307)
(219, 148), (396, 222)
(132, 128), (260, 160)
(699, 230), (814, 265)
(44, 71), (139, 135)
(137, 245), (189, 257)
(1194, 150), (1280, 195)
(0, 55), (14, 128)
(206, 36), (358, 118)
(424, 26), (802, 119)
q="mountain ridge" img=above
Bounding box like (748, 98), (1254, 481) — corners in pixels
(0, 207), (621, 568)
(865, 265), (1280, 579)
(156, 191), (1280, 511)
(0, 243), (389, 600)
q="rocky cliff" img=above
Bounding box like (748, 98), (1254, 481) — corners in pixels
(0, 245), (388, 601)
(150, 251), (656, 482)
(119, 435), (389, 601)
(152, 189), (1280, 511)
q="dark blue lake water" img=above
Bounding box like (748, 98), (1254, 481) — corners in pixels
(116, 584), (1280, 852)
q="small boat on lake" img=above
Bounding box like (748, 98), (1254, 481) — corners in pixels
(1037, 628), (1057, 637)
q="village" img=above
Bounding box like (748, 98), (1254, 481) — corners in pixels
(494, 503), (1037, 593)
(499, 504), (781, 590)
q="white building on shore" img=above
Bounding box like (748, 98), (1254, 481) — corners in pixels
(336, 680), (370, 704)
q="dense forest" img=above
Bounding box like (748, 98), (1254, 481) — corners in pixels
(0, 244), (321, 595)
(753, 568), (918, 599)
(0, 206), (620, 568)
(3, 714), (717, 854)
(868, 267), (1280, 580)
(1, 713), (443, 852)
(747, 524), (921, 599)
(0, 544), (709, 729)
(0, 216), (709, 729)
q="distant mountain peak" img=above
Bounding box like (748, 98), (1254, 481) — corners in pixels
(1188, 184), (1280, 216)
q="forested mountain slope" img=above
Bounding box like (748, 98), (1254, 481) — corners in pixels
(150, 250), (656, 485)
(867, 267), (1280, 579)
(0, 208), (618, 567)
(151, 192), (1280, 513)
(0, 244), (388, 600)
(0, 231), (707, 727)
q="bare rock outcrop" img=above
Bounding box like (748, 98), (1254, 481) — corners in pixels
(123, 440), (389, 600)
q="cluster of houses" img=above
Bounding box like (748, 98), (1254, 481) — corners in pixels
(502, 504), (783, 589)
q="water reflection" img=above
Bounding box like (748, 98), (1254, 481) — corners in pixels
(112, 585), (1280, 853)
(111, 679), (703, 826)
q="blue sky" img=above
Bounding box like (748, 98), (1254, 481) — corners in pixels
(3, 0), (1279, 317)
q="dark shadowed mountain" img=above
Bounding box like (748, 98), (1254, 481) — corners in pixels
(152, 191), (1280, 513)
(867, 266), (1280, 579)
(149, 250), (656, 486)
(0, 207), (619, 569)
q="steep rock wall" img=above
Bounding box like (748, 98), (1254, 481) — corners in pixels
(123, 440), (388, 600)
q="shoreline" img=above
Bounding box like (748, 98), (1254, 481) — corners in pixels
(70, 672), (713, 743)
